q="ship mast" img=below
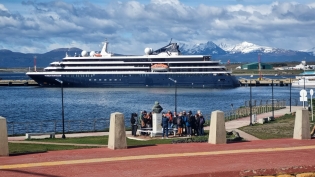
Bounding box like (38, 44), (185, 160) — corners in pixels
(258, 53), (262, 81)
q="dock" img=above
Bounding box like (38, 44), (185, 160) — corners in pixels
(0, 80), (38, 86)
(239, 78), (297, 86)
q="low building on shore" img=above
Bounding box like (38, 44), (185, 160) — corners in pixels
(241, 62), (273, 70)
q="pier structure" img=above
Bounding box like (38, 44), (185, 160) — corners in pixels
(239, 78), (297, 87)
(0, 80), (38, 86)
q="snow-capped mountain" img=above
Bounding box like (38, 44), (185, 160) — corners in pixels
(218, 42), (234, 51)
(179, 40), (315, 62)
(179, 41), (226, 55)
(223, 41), (291, 54)
(300, 47), (315, 56)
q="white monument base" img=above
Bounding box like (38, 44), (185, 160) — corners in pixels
(108, 112), (127, 150)
(208, 111), (226, 144)
(152, 113), (162, 137)
(0, 116), (9, 156)
(293, 109), (311, 140)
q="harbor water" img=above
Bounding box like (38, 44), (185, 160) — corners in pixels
(0, 72), (312, 135)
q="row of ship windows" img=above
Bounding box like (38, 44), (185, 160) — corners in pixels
(51, 64), (219, 67)
(63, 73), (229, 78)
(62, 58), (210, 62)
(89, 79), (122, 82)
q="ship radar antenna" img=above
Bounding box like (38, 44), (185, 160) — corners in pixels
(169, 38), (172, 44)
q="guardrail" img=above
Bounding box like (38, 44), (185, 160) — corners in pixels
(223, 100), (289, 121)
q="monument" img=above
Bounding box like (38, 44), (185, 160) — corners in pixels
(293, 109), (311, 140)
(108, 112), (127, 150)
(0, 116), (9, 156)
(208, 111), (226, 144)
(152, 101), (163, 137)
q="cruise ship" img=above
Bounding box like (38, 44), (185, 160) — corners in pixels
(26, 40), (240, 88)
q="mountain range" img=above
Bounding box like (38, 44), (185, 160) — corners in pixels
(1, 41), (315, 67)
(179, 41), (315, 63)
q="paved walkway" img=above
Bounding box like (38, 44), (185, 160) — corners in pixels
(1, 139), (315, 176)
(3, 106), (315, 176)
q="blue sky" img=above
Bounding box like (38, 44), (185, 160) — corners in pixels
(1, 0), (315, 54)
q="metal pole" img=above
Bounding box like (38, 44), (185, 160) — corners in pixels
(169, 78), (177, 113)
(250, 80), (253, 126)
(311, 89), (314, 122)
(272, 79), (274, 118)
(175, 80), (177, 113)
(61, 82), (66, 139)
(231, 104), (234, 119)
(290, 78), (292, 112)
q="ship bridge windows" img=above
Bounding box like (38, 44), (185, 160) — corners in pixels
(203, 56), (210, 61)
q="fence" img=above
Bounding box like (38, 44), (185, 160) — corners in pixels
(6, 118), (127, 136)
(223, 99), (288, 121)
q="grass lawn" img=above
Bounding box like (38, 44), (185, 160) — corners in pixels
(239, 114), (315, 139)
(9, 143), (93, 155)
(27, 135), (173, 146)
(9, 130), (236, 155)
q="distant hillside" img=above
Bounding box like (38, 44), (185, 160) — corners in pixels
(0, 48), (82, 67)
(1, 41), (315, 67)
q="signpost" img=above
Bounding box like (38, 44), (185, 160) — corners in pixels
(300, 89), (307, 108)
(311, 89), (314, 121)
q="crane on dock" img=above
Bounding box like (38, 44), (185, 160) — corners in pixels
(258, 53), (262, 81)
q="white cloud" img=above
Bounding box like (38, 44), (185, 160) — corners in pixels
(0, 4), (8, 11)
(0, 0), (314, 54)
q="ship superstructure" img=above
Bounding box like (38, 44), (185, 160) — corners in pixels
(26, 40), (240, 88)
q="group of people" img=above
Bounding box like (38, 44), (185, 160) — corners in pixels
(161, 110), (205, 138)
(130, 110), (206, 138)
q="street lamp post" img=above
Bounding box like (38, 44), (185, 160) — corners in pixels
(290, 78), (292, 112)
(168, 78), (177, 113)
(230, 103), (234, 119)
(249, 80), (253, 126)
(272, 79), (274, 118)
(55, 79), (66, 139)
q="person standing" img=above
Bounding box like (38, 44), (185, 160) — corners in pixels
(177, 112), (183, 136)
(189, 111), (196, 136)
(166, 111), (173, 134)
(173, 111), (178, 134)
(162, 113), (169, 139)
(199, 114), (205, 136)
(186, 112), (192, 137)
(130, 113), (138, 136)
(195, 114), (200, 136)
(182, 111), (187, 136)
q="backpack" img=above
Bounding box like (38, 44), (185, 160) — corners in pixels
(177, 116), (182, 125)
(131, 117), (136, 124)
(199, 117), (205, 125)
(173, 117), (177, 124)
(187, 116), (191, 123)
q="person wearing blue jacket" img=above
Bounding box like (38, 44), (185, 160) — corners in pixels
(162, 113), (169, 139)
(185, 112), (192, 137)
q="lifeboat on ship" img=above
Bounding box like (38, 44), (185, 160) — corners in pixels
(94, 53), (102, 57)
(151, 63), (169, 72)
